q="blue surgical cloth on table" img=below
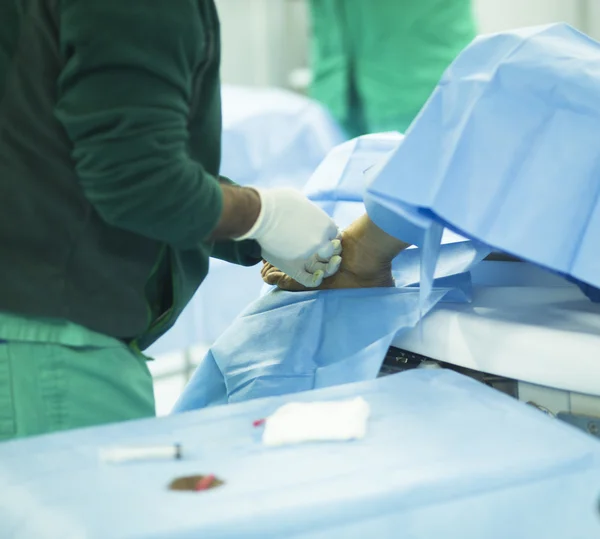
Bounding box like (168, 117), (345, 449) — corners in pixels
(365, 23), (600, 291)
(3, 371), (600, 539)
(175, 288), (448, 410)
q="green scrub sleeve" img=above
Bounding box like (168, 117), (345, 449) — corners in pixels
(210, 239), (262, 266)
(55, 0), (223, 249)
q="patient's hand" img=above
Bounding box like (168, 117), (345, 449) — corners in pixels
(261, 214), (409, 291)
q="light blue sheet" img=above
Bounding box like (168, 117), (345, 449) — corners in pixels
(365, 23), (600, 290)
(175, 287), (451, 410)
(2, 370), (600, 539)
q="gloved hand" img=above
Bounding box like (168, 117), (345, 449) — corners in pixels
(235, 187), (342, 287)
(262, 213), (398, 291)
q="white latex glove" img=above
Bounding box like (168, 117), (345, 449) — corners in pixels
(265, 238), (343, 287)
(235, 187), (342, 287)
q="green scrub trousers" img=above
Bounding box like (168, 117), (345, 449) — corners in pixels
(0, 313), (155, 441)
(309, 0), (477, 137)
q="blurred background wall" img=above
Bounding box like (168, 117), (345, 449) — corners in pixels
(215, 0), (600, 90)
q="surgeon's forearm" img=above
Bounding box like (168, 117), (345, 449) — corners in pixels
(346, 214), (410, 263)
(208, 183), (262, 241)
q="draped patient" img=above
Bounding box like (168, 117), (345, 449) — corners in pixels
(262, 214), (409, 291)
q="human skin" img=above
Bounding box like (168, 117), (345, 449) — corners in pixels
(262, 213), (409, 291)
(209, 184), (262, 240)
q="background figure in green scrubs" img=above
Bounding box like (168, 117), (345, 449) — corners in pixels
(308, 0), (477, 137)
(0, 0), (342, 441)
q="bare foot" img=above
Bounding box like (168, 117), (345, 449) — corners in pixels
(261, 214), (408, 291)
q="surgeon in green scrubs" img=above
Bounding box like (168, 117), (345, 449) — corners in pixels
(0, 0), (342, 440)
(308, 0), (477, 137)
